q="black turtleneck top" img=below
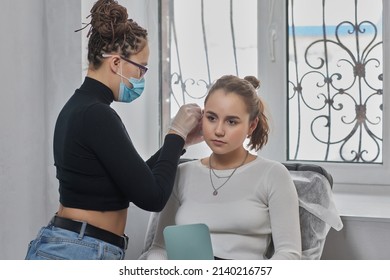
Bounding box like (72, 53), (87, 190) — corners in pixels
(53, 77), (184, 211)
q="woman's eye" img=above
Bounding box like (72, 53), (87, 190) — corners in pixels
(228, 120), (237, 125)
(207, 116), (216, 121)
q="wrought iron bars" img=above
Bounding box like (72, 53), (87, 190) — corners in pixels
(288, 0), (383, 163)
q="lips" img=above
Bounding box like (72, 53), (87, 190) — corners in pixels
(211, 139), (226, 146)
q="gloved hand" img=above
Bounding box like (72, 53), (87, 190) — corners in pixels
(169, 103), (202, 140)
(184, 119), (204, 147)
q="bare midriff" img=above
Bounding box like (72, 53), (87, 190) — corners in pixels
(57, 204), (127, 236)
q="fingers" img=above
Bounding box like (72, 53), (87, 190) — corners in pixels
(169, 103), (203, 140)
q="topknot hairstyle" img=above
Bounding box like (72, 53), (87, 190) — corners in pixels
(77, 0), (148, 69)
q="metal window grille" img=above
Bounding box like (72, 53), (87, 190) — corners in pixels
(288, 0), (383, 163)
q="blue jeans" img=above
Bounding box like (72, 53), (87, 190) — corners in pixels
(25, 223), (126, 260)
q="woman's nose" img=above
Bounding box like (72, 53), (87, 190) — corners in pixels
(215, 122), (225, 137)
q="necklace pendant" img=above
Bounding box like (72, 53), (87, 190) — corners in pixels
(213, 190), (218, 196)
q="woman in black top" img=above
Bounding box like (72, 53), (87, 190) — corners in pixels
(25, 0), (202, 260)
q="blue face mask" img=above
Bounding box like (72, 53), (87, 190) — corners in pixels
(117, 77), (145, 103)
(102, 53), (147, 103)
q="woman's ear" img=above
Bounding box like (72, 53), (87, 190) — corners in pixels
(109, 56), (121, 74)
(248, 117), (259, 137)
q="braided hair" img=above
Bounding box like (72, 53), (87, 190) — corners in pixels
(78, 0), (148, 69)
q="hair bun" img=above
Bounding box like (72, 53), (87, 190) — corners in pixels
(90, 0), (128, 39)
(244, 76), (260, 90)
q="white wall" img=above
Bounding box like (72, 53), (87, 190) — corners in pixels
(322, 216), (390, 259)
(0, 0), (85, 259)
(1, 0), (53, 259)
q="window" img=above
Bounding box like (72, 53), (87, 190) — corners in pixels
(288, 0), (383, 163)
(161, 0), (390, 185)
(258, 0), (389, 185)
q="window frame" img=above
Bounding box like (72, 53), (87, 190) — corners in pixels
(159, 0), (390, 186)
(258, 0), (390, 186)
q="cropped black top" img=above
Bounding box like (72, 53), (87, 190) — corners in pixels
(53, 77), (184, 211)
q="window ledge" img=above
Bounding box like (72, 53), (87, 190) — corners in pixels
(332, 184), (390, 220)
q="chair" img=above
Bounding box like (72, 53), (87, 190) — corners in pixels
(283, 162), (333, 187)
(139, 160), (343, 260)
(274, 163), (343, 259)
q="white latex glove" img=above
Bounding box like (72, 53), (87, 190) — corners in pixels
(184, 118), (204, 148)
(169, 103), (202, 140)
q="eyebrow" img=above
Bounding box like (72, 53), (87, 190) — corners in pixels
(205, 110), (241, 120)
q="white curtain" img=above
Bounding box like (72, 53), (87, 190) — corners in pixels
(0, 0), (82, 259)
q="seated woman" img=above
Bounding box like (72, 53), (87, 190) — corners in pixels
(144, 75), (301, 260)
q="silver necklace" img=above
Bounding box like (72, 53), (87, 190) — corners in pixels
(209, 151), (249, 196)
